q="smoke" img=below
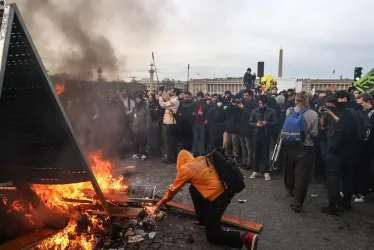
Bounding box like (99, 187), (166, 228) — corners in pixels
(9, 0), (169, 80)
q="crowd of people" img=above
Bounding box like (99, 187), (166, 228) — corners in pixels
(65, 79), (374, 250)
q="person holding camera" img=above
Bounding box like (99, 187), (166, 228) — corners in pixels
(249, 95), (277, 181)
(321, 91), (363, 215)
(159, 88), (180, 164)
(237, 90), (258, 170)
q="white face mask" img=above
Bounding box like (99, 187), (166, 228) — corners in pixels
(217, 102), (223, 107)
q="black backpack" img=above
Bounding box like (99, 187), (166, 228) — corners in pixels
(346, 108), (371, 143)
(206, 148), (245, 194)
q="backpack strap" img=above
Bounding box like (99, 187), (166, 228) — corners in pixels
(289, 107), (295, 114)
(298, 108), (309, 114)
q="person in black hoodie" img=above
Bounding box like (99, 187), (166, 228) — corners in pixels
(178, 92), (194, 151)
(207, 96), (226, 151)
(237, 90), (258, 170)
(321, 91), (362, 215)
(249, 95), (277, 181)
(354, 93), (374, 202)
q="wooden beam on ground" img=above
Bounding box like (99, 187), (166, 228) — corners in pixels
(87, 207), (143, 218)
(166, 201), (262, 233)
(0, 187), (16, 191)
(0, 227), (58, 250)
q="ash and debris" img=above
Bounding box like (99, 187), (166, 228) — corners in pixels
(88, 210), (213, 250)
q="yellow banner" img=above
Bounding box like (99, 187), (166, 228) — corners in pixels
(354, 68), (374, 93)
(259, 75), (277, 93)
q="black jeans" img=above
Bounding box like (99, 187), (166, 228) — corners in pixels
(253, 135), (270, 173)
(165, 124), (178, 162)
(133, 132), (147, 155)
(326, 146), (357, 206)
(189, 185), (243, 249)
(283, 145), (313, 207)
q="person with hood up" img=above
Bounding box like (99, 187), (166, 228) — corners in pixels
(207, 96), (226, 151)
(321, 91), (364, 215)
(131, 94), (151, 161)
(155, 150), (259, 250)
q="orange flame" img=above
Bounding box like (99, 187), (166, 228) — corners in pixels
(33, 151), (127, 249)
(32, 151), (127, 213)
(54, 83), (66, 96)
(37, 218), (95, 250)
(7, 200), (37, 225)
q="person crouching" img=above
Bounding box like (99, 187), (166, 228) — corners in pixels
(155, 150), (259, 250)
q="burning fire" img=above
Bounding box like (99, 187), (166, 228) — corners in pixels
(31, 151), (127, 250)
(37, 218), (95, 250)
(7, 200), (37, 226)
(54, 83), (66, 96)
(32, 151), (126, 213)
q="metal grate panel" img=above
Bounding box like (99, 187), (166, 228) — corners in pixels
(0, 5), (91, 184)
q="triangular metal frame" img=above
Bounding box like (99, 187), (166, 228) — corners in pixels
(0, 4), (110, 214)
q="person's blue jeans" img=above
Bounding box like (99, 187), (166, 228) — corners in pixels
(193, 124), (206, 157)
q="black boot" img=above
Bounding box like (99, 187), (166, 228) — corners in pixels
(321, 204), (343, 215)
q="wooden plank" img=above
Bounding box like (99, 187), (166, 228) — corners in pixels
(62, 197), (93, 204)
(166, 201), (262, 233)
(82, 190), (155, 204)
(0, 227), (58, 250)
(0, 187), (16, 191)
(87, 207), (143, 218)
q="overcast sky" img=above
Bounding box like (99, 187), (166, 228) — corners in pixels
(14, 0), (374, 81)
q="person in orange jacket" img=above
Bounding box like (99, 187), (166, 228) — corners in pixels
(155, 150), (259, 250)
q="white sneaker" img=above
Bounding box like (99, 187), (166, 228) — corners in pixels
(354, 194), (365, 203)
(131, 154), (139, 160)
(141, 155), (147, 161)
(264, 173), (271, 181)
(250, 172), (260, 179)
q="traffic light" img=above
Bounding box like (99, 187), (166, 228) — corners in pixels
(354, 67), (363, 81)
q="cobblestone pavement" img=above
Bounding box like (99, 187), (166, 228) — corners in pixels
(116, 158), (374, 250)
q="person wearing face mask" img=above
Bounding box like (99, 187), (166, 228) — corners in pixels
(206, 96), (226, 151)
(190, 92), (210, 157)
(237, 90), (257, 170)
(249, 95), (277, 181)
(131, 94), (151, 161)
(321, 91), (363, 215)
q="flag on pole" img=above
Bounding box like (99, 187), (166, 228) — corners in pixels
(311, 87), (316, 95)
(188, 64), (190, 70)
(333, 69), (335, 74)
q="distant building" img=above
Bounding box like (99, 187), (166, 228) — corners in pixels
(187, 77), (353, 95)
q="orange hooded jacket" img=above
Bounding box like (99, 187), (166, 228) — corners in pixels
(161, 150), (224, 203)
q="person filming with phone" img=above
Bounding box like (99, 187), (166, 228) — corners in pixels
(249, 95), (277, 181)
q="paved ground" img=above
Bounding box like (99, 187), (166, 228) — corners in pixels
(116, 157), (374, 250)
